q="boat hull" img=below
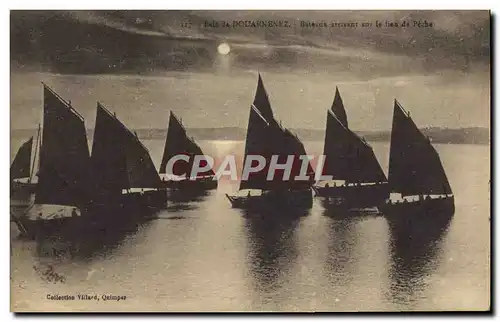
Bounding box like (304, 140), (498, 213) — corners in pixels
(86, 189), (168, 220)
(15, 215), (77, 240)
(379, 196), (455, 233)
(13, 190), (168, 239)
(320, 199), (380, 219)
(226, 189), (313, 211)
(161, 176), (218, 191)
(314, 182), (389, 210)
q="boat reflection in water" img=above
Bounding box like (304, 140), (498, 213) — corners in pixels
(167, 189), (210, 204)
(242, 209), (308, 306)
(386, 209), (453, 307)
(380, 99), (455, 308)
(322, 217), (360, 288)
(166, 190), (212, 213)
(33, 218), (155, 261)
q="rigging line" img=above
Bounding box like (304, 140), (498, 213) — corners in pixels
(97, 102), (152, 153)
(327, 109), (372, 149)
(251, 104), (270, 126)
(42, 82), (85, 121)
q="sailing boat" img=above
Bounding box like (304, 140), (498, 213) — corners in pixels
(89, 102), (168, 217)
(378, 100), (454, 220)
(15, 84), (94, 238)
(159, 111), (217, 192)
(14, 85), (168, 238)
(313, 87), (389, 211)
(10, 126), (41, 209)
(226, 74), (314, 211)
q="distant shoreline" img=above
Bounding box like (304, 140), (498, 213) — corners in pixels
(10, 126), (490, 145)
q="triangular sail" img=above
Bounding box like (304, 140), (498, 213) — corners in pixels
(91, 103), (161, 197)
(331, 87), (348, 128)
(11, 137), (33, 180)
(122, 126), (162, 188)
(90, 103), (130, 201)
(239, 105), (273, 191)
(271, 127), (315, 190)
(185, 136), (215, 177)
(160, 111), (215, 177)
(35, 85), (92, 206)
(388, 100), (452, 196)
(240, 75), (314, 191)
(322, 110), (387, 183)
(254, 73), (274, 121)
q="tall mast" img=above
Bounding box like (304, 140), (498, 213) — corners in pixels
(29, 123), (41, 183)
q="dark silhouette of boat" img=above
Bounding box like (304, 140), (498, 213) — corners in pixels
(10, 125), (40, 209)
(378, 100), (455, 222)
(159, 111), (218, 194)
(14, 84), (95, 238)
(313, 87), (389, 212)
(226, 74), (315, 212)
(14, 84), (167, 239)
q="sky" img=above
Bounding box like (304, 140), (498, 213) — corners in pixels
(10, 10), (491, 131)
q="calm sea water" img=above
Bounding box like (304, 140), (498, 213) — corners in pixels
(10, 139), (490, 312)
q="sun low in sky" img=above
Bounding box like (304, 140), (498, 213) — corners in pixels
(217, 43), (231, 56)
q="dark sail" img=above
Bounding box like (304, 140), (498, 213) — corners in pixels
(123, 128), (162, 188)
(160, 111), (187, 175)
(160, 111), (215, 177)
(239, 105), (273, 190)
(331, 87), (348, 128)
(91, 103), (161, 197)
(322, 110), (387, 183)
(90, 103), (129, 201)
(185, 136), (215, 177)
(388, 100), (452, 196)
(11, 137), (33, 180)
(35, 85), (92, 206)
(254, 73), (274, 121)
(240, 75), (314, 191)
(272, 127), (315, 190)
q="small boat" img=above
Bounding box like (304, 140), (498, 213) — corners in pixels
(159, 111), (217, 193)
(313, 87), (389, 211)
(226, 74), (314, 212)
(378, 100), (455, 224)
(10, 125), (40, 209)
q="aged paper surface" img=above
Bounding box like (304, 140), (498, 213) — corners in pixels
(10, 10), (490, 312)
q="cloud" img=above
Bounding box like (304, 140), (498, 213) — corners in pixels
(10, 10), (490, 77)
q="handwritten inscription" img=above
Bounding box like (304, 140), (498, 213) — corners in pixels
(34, 265), (66, 284)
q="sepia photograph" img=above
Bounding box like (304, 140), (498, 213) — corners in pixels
(9, 10), (490, 312)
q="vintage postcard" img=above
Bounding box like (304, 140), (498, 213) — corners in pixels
(10, 10), (490, 312)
